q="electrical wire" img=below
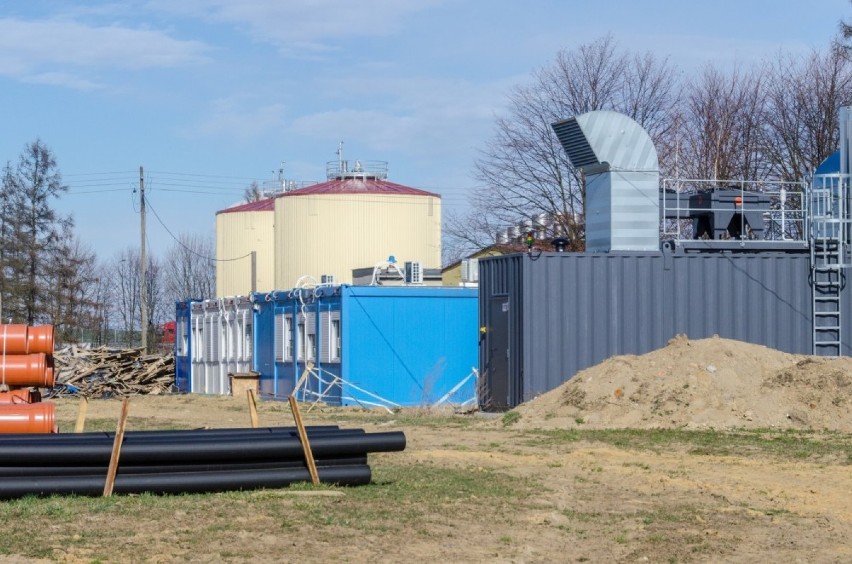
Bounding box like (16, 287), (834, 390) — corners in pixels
(143, 195), (251, 263)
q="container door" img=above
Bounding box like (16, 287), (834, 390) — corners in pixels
(485, 297), (510, 410)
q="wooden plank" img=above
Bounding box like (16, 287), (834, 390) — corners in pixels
(288, 395), (320, 485)
(74, 396), (89, 433)
(103, 398), (130, 497)
(247, 388), (259, 428)
(291, 361), (315, 399)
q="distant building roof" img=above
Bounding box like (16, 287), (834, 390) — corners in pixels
(278, 177), (440, 198)
(216, 198), (276, 215)
(442, 244), (528, 272)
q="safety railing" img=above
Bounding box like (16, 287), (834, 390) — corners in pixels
(660, 178), (809, 245)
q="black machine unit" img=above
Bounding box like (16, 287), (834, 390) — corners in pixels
(688, 189), (772, 239)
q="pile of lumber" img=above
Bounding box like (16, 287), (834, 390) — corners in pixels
(49, 346), (175, 398)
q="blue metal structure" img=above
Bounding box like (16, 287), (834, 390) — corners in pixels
(174, 300), (192, 392)
(253, 285), (478, 407)
(177, 286), (479, 407)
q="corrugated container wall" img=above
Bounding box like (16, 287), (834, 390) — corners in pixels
(216, 206), (275, 297)
(274, 194), (441, 287)
(174, 300), (192, 392)
(479, 251), (820, 410)
(251, 285), (478, 407)
(182, 297), (254, 394)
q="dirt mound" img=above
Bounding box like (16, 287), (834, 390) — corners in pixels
(513, 335), (852, 431)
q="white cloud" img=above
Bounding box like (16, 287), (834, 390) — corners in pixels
(178, 98), (287, 141)
(146, 0), (444, 51)
(287, 75), (507, 158)
(0, 18), (209, 87)
(22, 71), (103, 91)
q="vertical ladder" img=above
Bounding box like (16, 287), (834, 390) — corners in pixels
(812, 237), (842, 356)
(810, 174), (848, 357)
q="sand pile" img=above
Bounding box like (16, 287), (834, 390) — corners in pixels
(513, 335), (852, 431)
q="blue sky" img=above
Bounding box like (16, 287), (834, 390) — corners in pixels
(0, 0), (848, 262)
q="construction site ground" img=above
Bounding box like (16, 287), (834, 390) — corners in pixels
(1, 335), (851, 563)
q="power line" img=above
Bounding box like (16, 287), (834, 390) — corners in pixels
(147, 169), (261, 181)
(64, 188), (130, 195)
(143, 195), (252, 263)
(64, 170), (138, 177)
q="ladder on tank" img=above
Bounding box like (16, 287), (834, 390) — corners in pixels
(809, 173), (850, 357)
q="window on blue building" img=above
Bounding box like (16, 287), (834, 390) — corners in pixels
(330, 319), (341, 361)
(285, 316), (294, 360)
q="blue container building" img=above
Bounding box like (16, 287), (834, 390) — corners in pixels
(176, 285), (479, 408)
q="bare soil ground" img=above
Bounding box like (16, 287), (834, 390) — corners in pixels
(515, 335), (852, 432)
(0, 336), (850, 563)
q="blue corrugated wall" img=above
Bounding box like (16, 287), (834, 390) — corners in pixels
(341, 286), (478, 406)
(249, 285), (478, 407)
(252, 293), (276, 397)
(174, 300), (192, 392)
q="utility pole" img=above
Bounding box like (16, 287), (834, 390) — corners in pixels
(140, 166), (148, 351)
(250, 251), (257, 294)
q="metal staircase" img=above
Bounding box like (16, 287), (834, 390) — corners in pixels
(809, 174), (850, 356)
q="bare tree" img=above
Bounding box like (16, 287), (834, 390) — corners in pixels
(163, 233), (216, 306)
(145, 256), (166, 348)
(43, 229), (99, 343)
(840, 3), (852, 50)
(676, 64), (768, 181)
(446, 36), (679, 260)
(762, 46), (852, 182)
(108, 248), (163, 349)
(243, 180), (264, 203)
(109, 249), (141, 346)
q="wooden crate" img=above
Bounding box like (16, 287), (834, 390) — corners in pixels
(228, 372), (259, 397)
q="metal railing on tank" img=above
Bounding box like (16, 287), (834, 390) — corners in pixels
(660, 178), (809, 249)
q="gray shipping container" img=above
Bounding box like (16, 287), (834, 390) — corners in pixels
(478, 250), (826, 410)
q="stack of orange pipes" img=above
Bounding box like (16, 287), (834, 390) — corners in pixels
(0, 325), (56, 433)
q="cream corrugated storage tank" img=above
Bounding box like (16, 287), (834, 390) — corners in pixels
(216, 198), (275, 297)
(275, 163), (441, 287)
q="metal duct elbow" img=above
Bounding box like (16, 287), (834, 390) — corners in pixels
(551, 110), (658, 173)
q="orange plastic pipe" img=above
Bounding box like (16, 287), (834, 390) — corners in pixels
(0, 389), (38, 404)
(0, 325), (54, 355)
(0, 325), (29, 355)
(0, 354), (53, 387)
(0, 402), (56, 433)
(27, 325), (54, 355)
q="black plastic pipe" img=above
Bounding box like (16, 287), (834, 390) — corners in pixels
(0, 456), (369, 477)
(0, 429), (367, 454)
(0, 465), (372, 499)
(0, 426), (342, 443)
(0, 431), (407, 466)
(0, 428), (367, 448)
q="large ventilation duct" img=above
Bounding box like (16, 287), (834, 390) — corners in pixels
(552, 111), (660, 252)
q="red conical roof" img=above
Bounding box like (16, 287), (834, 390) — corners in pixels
(216, 198), (275, 215)
(278, 177), (440, 198)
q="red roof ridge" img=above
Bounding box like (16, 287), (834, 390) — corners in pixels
(278, 177), (440, 198)
(217, 198), (276, 214)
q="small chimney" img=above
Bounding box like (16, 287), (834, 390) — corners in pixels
(551, 237), (569, 252)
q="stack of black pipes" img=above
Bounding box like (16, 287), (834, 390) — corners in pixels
(0, 425), (406, 499)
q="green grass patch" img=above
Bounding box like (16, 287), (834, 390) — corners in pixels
(0, 463), (535, 560)
(520, 427), (852, 464)
(501, 410), (521, 426)
(56, 416), (187, 433)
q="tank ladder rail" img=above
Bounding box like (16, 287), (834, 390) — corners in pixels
(809, 173), (850, 357)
